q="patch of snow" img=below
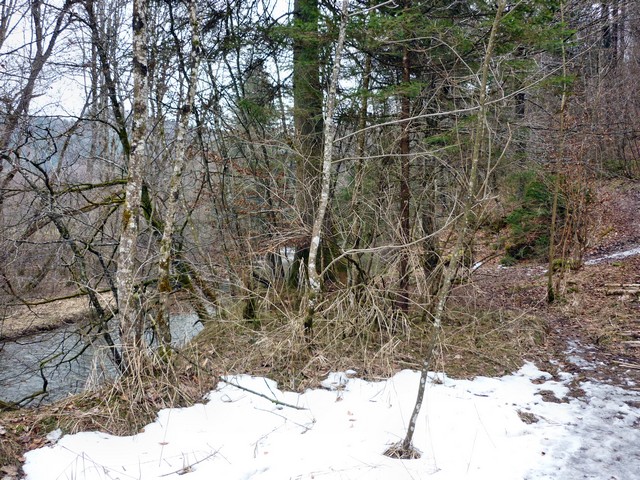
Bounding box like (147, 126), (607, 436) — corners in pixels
(22, 363), (640, 480)
(566, 354), (595, 370)
(565, 340), (597, 370)
(585, 246), (640, 265)
(45, 428), (62, 445)
(321, 371), (352, 390)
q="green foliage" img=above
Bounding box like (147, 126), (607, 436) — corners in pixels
(503, 170), (560, 260)
(540, 74), (577, 96)
(423, 132), (455, 147)
(496, 0), (571, 55)
(500, 255), (517, 267)
(551, 257), (580, 272)
(238, 97), (272, 125)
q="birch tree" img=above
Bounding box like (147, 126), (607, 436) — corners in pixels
(304, 0), (349, 335)
(116, 0), (149, 372)
(288, 0), (323, 289)
(156, 0), (201, 355)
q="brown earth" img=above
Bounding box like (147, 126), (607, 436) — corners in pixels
(469, 178), (640, 388)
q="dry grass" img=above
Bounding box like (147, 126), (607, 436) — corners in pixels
(384, 441), (422, 459)
(0, 282), (549, 473)
(439, 307), (549, 378)
(185, 284), (548, 390)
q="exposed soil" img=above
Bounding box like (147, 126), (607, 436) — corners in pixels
(0, 293), (115, 341)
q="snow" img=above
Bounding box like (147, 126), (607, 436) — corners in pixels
(22, 363), (640, 480)
(585, 246), (640, 265)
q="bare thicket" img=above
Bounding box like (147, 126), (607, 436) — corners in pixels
(0, 0), (638, 413)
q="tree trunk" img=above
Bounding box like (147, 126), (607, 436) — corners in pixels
(288, 0), (325, 291)
(293, 0), (323, 227)
(116, 0), (149, 373)
(305, 0), (348, 335)
(156, 0), (201, 357)
(347, 51), (371, 288)
(397, 43), (412, 315)
(548, 1), (568, 304)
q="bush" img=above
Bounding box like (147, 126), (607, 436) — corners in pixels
(503, 170), (561, 261)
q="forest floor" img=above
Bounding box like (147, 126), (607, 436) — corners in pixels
(470, 177), (640, 389)
(2, 179), (640, 477)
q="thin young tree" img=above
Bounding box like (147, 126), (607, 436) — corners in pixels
(386, 0), (508, 458)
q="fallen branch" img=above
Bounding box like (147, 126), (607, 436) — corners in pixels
(218, 378), (307, 411)
(602, 284), (640, 296)
(604, 289), (640, 296)
(613, 360), (640, 370)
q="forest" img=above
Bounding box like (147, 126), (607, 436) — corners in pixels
(1, 0), (640, 476)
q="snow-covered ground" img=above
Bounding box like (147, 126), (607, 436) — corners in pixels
(585, 245), (640, 265)
(23, 363), (640, 480)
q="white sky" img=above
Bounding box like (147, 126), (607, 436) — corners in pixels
(3, 0), (294, 118)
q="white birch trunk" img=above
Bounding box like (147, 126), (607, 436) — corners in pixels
(306, 0), (349, 305)
(156, 0), (201, 355)
(116, 0), (148, 372)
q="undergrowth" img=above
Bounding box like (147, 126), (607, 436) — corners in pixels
(0, 285), (548, 472)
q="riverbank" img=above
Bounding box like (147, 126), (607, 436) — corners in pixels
(0, 293), (114, 341)
(3, 179), (640, 477)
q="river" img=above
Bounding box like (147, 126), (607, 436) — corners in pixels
(0, 314), (202, 406)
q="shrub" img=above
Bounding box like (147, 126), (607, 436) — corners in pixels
(503, 170), (561, 261)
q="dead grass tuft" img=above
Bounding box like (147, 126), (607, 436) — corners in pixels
(383, 442), (422, 459)
(439, 307), (548, 378)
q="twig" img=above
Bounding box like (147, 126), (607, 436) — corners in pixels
(218, 378), (307, 410)
(160, 450), (219, 477)
(254, 406), (315, 433)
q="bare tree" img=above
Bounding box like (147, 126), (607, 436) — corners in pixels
(156, 0), (201, 355)
(116, 0), (149, 372)
(386, 0), (508, 458)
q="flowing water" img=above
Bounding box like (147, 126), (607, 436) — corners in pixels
(0, 314), (202, 406)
